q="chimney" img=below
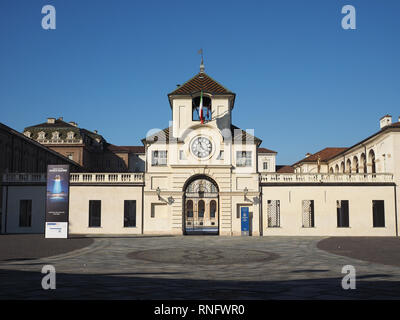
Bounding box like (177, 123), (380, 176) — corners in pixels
(94, 130), (98, 134)
(380, 115), (392, 129)
(47, 118), (55, 124)
(69, 121), (78, 127)
(305, 152), (312, 158)
(58, 117), (63, 121)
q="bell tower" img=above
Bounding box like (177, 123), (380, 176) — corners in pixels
(167, 62), (236, 139)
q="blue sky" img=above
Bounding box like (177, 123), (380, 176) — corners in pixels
(1, 0), (399, 164)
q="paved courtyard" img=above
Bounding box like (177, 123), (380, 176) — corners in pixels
(0, 235), (400, 299)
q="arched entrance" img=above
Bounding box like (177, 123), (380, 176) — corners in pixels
(183, 176), (219, 235)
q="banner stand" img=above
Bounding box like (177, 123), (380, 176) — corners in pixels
(45, 165), (70, 239)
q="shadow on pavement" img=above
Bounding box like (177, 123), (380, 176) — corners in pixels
(318, 237), (400, 267)
(0, 269), (399, 300)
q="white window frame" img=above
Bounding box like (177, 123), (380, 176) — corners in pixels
(236, 151), (252, 167)
(152, 150), (167, 166)
(38, 131), (46, 139)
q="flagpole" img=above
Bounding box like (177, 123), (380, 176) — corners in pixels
(198, 49), (205, 124)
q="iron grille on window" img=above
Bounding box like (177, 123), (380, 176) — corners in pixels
(302, 200), (315, 228)
(267, 200), (280, 227)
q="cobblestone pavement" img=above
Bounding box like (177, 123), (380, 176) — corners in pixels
(0, 236), (399, 299)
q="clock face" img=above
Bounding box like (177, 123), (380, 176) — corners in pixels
(191, 136), (213, 159)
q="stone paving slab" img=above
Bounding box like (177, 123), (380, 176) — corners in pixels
(0, 236), (399, 299)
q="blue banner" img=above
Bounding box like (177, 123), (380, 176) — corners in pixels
(241, 207), (249, 233)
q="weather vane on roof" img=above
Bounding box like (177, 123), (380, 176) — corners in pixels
(198, 49), (204, 73)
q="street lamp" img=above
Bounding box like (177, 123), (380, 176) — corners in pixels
(244, 187), (248, 201)
(156, 187), (161, 200)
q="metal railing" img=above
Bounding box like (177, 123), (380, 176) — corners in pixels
(260, 173), (394, 183)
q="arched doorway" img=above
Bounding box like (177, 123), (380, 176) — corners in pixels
(183, 176), (219, 235)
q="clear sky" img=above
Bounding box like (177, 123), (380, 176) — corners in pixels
(1, 0), (399, 165)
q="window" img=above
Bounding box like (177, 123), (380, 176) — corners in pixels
(263, 162), (268, 170)
(89, 200), (101, 227)
(372, 200), (385, 227)
(19, 200), (32, 227)
(198, 200), (205, 218)
(124, 200), (136, 227)
(210, 200), (216, 218)
(192, 96), (212, 121)
(179, 150), (186, 160)
(67, 131), (75, 139)
(302, 200), (315, 228)
(186, 200), (193, 218)
(152, 150), (167, 166)
(236, 151), (252, 167)
(52, 131), (60, 140)
(337, 200), (349, 227)
(38, 131), (46, 139)
(267, 200), (280, 227)
(217, 150), (224, 160)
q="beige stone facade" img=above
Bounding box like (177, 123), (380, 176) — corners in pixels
(1, 70), (399, 237)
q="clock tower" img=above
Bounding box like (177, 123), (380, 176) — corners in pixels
(167, 63), (236, 141)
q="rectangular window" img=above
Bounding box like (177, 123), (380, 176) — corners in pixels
(236, 151), (252, 167)
(151, 203), (167, 218)
(179, 150), (186, 160)
(19, 200), (32, 227)
(267, 200), (280, 227)
(217, 150), (224, 160)
(152, 150), (167, 166)
(372, 200), (385, 227)
(263, 162), (268, 170)
(302, 200), (315, 228)
(89, 200), (101, 227)
(124, 200), (136, 227)
(337, 200), (349, 227)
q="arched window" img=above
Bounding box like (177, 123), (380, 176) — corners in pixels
(192, 95), (212, 122)
(353, 156), (359, 173)
(198, 200), (205, 218)
(329, 167), (334, 174)
(186, 200), (193, 217)
(335, 164), (339, 173)
(360, 153), (366, 173)
(340, 161), (345, 173)
(210, 200), (216, 218)
(346, 159), (352, 174)
(369, 150), (376, 174)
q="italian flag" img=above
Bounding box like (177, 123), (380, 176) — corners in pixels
(199, 90), (204, 124)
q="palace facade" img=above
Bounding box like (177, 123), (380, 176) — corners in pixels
(1, 66), (399, 236)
